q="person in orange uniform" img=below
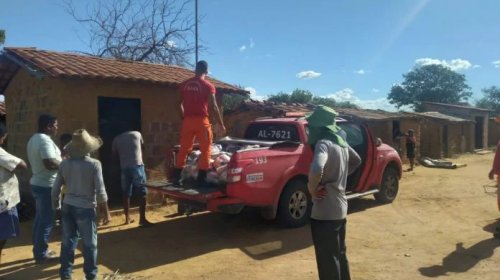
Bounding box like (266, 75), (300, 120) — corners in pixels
(173, 60), (226, 187)
(488, 137), (500, 239)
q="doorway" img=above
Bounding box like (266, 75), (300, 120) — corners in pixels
(98, 97), (141, 202)
(474, 116), (484, 149)
(442, 125), (449, 157)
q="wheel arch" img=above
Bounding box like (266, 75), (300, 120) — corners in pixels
(263, 175), (309, 220)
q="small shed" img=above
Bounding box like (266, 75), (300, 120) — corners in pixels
(423, 102), (491, 150)
(0, 47), (247, 199)
(413, 112), (473, 158)
(488, 117), (500, 147)
(336, 108), (421, 162)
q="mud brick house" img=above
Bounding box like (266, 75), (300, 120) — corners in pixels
(488, 117), (500, 147)
(413, 111), (473, 158)
(0, 47), (247, 199)
(335, 108), (421, 162)
(423, 102), (491, 150)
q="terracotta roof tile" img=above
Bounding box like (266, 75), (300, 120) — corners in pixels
(3, 47), (247, 94)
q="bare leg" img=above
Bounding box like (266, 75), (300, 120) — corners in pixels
(139, 196), (153, 228)
(0, 239), (6, 264)
(100, 203), (112, 225)
(123, 197), (134, 224)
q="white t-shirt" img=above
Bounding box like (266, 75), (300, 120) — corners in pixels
(0, 147), (22, 213)
(27, 133), (62, 188)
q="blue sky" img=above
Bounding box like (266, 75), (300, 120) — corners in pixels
(1, 0), (500, 110)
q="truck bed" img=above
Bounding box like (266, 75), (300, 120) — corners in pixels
(142, 180), (225, 203)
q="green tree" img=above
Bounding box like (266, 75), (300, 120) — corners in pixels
(311, 96), (337, 108)
(476, 86), (500, 114)
(388, 64), (472, 111)
(336, 101), (359, 109)
(0, 30), (5, 45)
(267, 92), (291, 103)
(223, 93), (250, 113)
(290, 89), (313, 103)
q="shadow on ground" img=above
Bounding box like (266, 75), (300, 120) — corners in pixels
(418, 219), (500, 277)
(1, 197), (384, 277)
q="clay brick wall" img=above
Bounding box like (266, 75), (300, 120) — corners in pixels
(488, 119), (500, 147)
(5, 68), (182, 195)
(420, 121), (442, 158)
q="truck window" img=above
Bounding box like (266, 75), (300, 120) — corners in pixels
(305, 123), (364, 147)
(338, 123), (364, 147)
(244, 123), (300, 142)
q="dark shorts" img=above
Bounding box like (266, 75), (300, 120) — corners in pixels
(0, 207), (20, 240)
(407, 150), (415, 159)
(121, 165), (148, 197)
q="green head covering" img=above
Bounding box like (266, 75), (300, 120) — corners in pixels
(306, 105), (348, 148)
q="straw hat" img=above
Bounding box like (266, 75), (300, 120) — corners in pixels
(66, 129), (103, 158)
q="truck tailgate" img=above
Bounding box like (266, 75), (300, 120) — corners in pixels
(142, 180), (225, 203)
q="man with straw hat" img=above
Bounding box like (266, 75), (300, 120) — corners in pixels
(306, 105), (361, 280)
(52, 129), (108, 280)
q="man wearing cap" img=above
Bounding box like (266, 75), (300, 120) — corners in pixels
(172, 60), (226, 187)
(52, 129), (108, 280)
(306, 105), (361, 280)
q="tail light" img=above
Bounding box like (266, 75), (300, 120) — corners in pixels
(226, 156), (252, 183)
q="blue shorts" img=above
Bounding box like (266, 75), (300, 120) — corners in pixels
(121, 165), (148, 197)
(0, 207), (20, 240)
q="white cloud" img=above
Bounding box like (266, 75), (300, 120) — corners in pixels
(296, 70), (322, 79)
(239, 39), (255, 52)
(415, 58), (472, 71)
(244, 86), (266, 101)
(244, 87), (257, 95)
(492, 60), (500, 68)
(473, 64), (481, 68)
(372, 88), (380, 93)
(355, 69), (365, 75)
(327, 88), (403, 111)
(166, 40), (176, 48)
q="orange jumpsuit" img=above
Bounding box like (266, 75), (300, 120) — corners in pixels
(175, 76), (216, 171)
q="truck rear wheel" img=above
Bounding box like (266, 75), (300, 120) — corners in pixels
(277, 180), (311, 228)
(374, 167), (399, 203)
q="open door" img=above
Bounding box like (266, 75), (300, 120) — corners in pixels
(442, 125), (449, 157)
(475, 116), (484, 149)
(98, 97), (141, 202)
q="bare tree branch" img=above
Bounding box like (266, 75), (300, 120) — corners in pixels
(63, 0), (197, 66)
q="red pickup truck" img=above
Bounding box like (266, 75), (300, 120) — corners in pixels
(144, 116), (402, 227)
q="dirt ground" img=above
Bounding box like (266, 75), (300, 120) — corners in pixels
(1, 152), (499, 280)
